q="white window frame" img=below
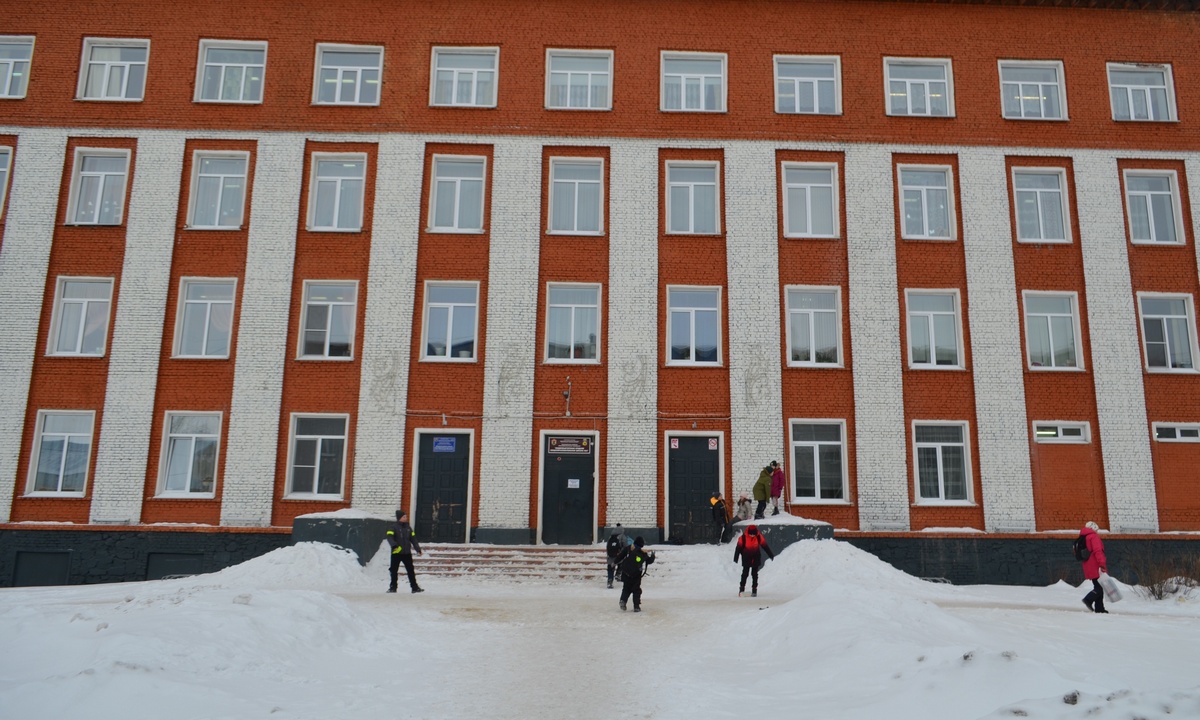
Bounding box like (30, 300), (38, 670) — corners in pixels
(1032, 421), (1091, 444)
(666, 285), (722, 366)
(157, 411), (222, 497)
(1153, 422), (1200, 443)
(544, 282), (602, 364)
(548, 157), (604, 235)
(47, 276), (114, 357)
(312, 43), (383, 106)
(0, 145), (11, 218)
(173, 277), (236, 359)
(1022, 291), (1084, 371)
(1137, 292), (1199, 373)
(998, 60), (1067, 121)
(194, 39), (267, 104)
(0, 35), (34, 100)
(186, 151), (249, 230)
(905, 289), (963, 370)
(785, 285), (842, 368)
(421, 281), (480, 362)
(77, 37), (149, 101)
(307, 152), (366, 232)
(429, 155), (487, 233)
(298, 281), (358, 360)
(1108, 62), (1176, 122)
(26, 410), (95, 497)
(285, 413), (349, 500)
(898, 164), (955, 240)
(1123, 169), (1185, 246)
(912, 420), (973, 505)
(666, 161), (720, 235)
(545, 49), (612, 111)
(789, 419), (849, 503)
(430, 47), (499, 108)
(1012, 167), (1071, 244)
(782, 162), (839, 238)
(660, 51), (727, 113)
(774, 55), (841, 115)
(884, 57), (954, 117)
(66, 148), (130, 226)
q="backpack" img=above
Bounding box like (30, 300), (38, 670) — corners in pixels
(1072, 535), (1091, 561)
(740, 532), (762, 553)
(606, 534), (623, 558)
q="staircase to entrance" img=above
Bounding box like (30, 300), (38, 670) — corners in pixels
(412, 545), (612, 582)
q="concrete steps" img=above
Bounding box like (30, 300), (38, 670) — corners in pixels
(411, 545), (621, 582)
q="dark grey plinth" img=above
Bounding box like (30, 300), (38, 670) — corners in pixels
(292, 516), (392, 565)
(471, 527), (537, 545)
(732, 520), (834, 553)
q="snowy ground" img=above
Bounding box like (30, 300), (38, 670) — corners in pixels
(2, 534), (1198, 720)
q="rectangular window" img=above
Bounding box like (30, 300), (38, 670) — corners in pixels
(1138, 293), (1197, 371)
(668, 287), (721, 365)
(67, 149), (129, 225)
(549, 158), (603, 234)
(1124, 170), (1184, 245)
(49, 277), (113, 356)
(188, 152), (248, 229)
(662, 52), (726, 112)
(287, 415), (348, 498)
(430, 156), (486, 232)
(175, 279), (235, 358)
(999, 61), (1066, 120)
(1023, 292), (1082, 370)
(28, 411), (94, 495)
(300, 282), (357, 359)
(78, 38), (148, 101)
(313, 44), (382, 106)
(899, 166), (953, 240)
(791, 421), (847, 501)
(546, 283), (600, 362)
(308, 154), (365, 231)
(1153, 423), (1200, 442)
(786, 287), (840, 366)
(783, 163), (837, 238)
(885, 58), (953, 117)
(1033, 421), (1090, 444)
(196, 40), (266, 104)
(1013, 169), (1069, 243)
(546, 50), (611, 110)
(0, 146), (10, 217)
(1108, 63), (1175, 121)
(775, 56), (840, 115)
(432, 48), (498, 107)
(666, 162), (719, 234)
(423, 282), (479, 361)
(914, 422), (971, 503)
(0, 36), (34, 99)
(159, 412), (221, 495)
(906, 290), (961, 368)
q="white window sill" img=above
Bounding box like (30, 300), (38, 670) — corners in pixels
(76, 96), (143, 103)
(545, 105), (612, 112)
(914, 500), (975, 507)
(1027, 365), (1085, 372)
(194, 98), (263, 105)
(306, 226), (363, 233)
(24, 491), (87, 498)
(775, 110), (843, 117)
(426, 227), (485, 235)
(886, 112), (956, 119)
(661, 108), (727, 113)
(297, 355), (356, 362)
(171, 354), (231, 361)
(665, 231), (723, 237)
(908, 364), (965, 371)
(64, 221), (123, 227)
(1033, 439), (1091, 445)
(1130, 240), (1187, 247)
(665, 361), (723, 368)
(185, 225), (244, 231)
(1112, 117), (1178, 123)
(47, 352), (106, 358)
(421, 355), (477, 363)
(785, 234), (841, 241)
(155, 492), (217, 500)
(312, 101), (381, 108)
(789, 499), (852, 505)
(544, 358), (601, 365)
(1145, 367), (1199, 374)
(547, 230), (605, 237)
(786, 362), (844, 370)
(284, 493), (345, 501)
(1016, 237), (1072, 245)
(1002, 115), (1069, 122)
(900, 235), (957, 242)
(430, 103), (498, 109)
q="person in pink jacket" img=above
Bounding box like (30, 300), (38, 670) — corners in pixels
(769, 461), (785, 516)
(1079, 521), (1109, 613)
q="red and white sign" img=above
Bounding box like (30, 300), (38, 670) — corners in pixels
(670, 438), (679, 449)
(708, 438), (718, 450)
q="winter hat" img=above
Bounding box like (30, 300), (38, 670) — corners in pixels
(395, 510), (405, 520)
(634, 536), (645, 548)
(747, 525), (758, 535)
(1085, 521), (1099, 532)
(712, 491), (720, 498)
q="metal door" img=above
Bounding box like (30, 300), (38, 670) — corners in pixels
(414, 432), (470, 543)
(667, 435), (721, 543)
(541, 435), (596, 544)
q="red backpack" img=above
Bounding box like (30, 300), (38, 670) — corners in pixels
(741, 532), (762, 553)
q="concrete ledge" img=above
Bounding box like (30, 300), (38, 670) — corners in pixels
(292, 516), (392, 566)
(732, 516), (834, 553)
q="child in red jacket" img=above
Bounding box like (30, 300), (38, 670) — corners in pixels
(733, 525), (775, 597)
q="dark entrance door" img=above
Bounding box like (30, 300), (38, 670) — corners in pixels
(415, 432), (470, 543)
(541, 435), (596, 545)
(667, 435), (721, 544)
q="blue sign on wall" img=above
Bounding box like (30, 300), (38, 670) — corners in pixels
(432, 436), (457, 453)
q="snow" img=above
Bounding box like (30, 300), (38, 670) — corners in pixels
(2, 538), (1198, 720)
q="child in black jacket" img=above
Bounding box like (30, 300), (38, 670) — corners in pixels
(615, 536), (655, 612)
(733, 524), (775, 597)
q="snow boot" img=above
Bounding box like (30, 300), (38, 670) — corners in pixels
(738, 591), (744, 597)
(772, 508), (779, 516)
(606, 581), (613, 589)
(386, 587), (397, 594)
(751, 590), (757, 598)
(1083, 598), (1093, 611)
(412, 587), (424, 594)
(633, 606), (641, 612)
(620, 601), (627, 611)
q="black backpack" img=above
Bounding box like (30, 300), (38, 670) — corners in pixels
(1072, 535), (1091, 561)
(606, 534), (623, 558)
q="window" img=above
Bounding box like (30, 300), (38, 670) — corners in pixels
(0, 36), (34, 99)
(546, 50), (611, 110)
(1108, 63), (1175, 121)
(906, 291), (961, 368)
(188, 152), (248, 229)
(175, 279), (235, 358)
(287, 415), (348, 498)
(308, 154), (365, 231)
(28, 411), (93, 495)
(885, 58), (953, 117)
(300, 282), (357, 359)
(67, 149), (129, 225)
(1124, 170), (1183, 245)
(0, 146), (10, 217)
(782, 163), (837, 238)
(549, 159), (603, 234)
(786, 287), (840, 366)
(1153, 423), (1200, 442)
(159, 413), (220, 495)
(430, 156), (485, 232)
(1138, 294), (1197, 371)
(999, 61), (1065, 120)
(196, 40), (265, 103)
(914, 422), (971, 503)
(1033, 421), (1090, 444)
(78, 38), (148, 101)
(666, 163), (719, 234)
(423, 282), (478, 361)
(661, 52), (726, 112)
(1023, 292), (1082, 369)
(431, 48), (498, 107)
(899, 166), (953, 240)
(313, 44), (382, 106)
(1013, 169), (1069, 243)
(546, 283), (600, 362)
(668, 287), (721, 365)
(49, 278), (113, 356)
(790, 421), (847, 501)
(774, 56), (840, 114)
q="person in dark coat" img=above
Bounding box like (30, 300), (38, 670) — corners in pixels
(1079, 521), (1109, 613)
(605, 523), (628, 589)
(386, 510), (424, 594)
(752, 466), (773, 519)
(733, 524), (775, 597)
(710, 492), (730, 544)
(614, 536), (655, 612)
